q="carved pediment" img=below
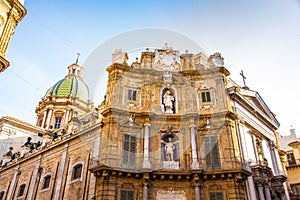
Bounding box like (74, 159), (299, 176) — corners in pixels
(122, 182), (133, 189)
(208, 52), (224, 67)
(112, 49), (128, 64)
(153, 44), (181, 72)
(209, 183), (222, 190)
(156, 189), (187, 200)
(240, 90), (278, 125)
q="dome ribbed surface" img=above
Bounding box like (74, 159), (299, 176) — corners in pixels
(44, 76), (89, 102)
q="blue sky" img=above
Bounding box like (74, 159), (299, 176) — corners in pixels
(1, 0), (300, 136)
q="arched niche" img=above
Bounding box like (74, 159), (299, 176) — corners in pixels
(161, 133), (180, 162)
(161, 87), (177, 114)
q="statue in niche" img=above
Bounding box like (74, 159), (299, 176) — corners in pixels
(165, 137), (175, 161)
(161, 134), (179, 162)
(163, 89), (175, 114)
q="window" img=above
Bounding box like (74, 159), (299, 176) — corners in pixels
(0, 191), (5, 200)
(291, 184), (300, 196)
(122, 134), (137, 168)
(72, 164), (83, 180)
(120, 190), (134, 200)
(209, 192), (224, 200)
(128, 89), (137, 101)
(54, 117), (62, 129)
(17, 184), (26, 197)
(42, 175), (51, 189)
(204, 136), (220, 169)
(287, 153), (296, 166)
(201, 91), (211, 102)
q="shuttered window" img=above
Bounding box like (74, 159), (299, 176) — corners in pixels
(120, 190), (134, 200)
(201, 91), (211, 102)
(122, 134), (137, 168)
(204, 136), (220, 169)
(209, 192), (224, 200)
(128, 89), (137, 101)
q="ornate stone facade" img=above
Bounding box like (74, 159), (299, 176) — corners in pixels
(279, 129), (300, 199)
(0, 46), (289, 200)
(0, 0), (26, 72)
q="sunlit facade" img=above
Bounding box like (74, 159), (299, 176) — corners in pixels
(0, 46), (289, 200)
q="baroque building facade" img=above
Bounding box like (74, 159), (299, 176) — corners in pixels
(279, 129), (300, 199)
(0, 0), (26, 72)
(0, 46), (289, 200)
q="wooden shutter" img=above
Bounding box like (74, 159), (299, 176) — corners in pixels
(122, 134), (137, 168)
(204, 136), (220, 169)
(120, 190), (134, 200)
(206, 91), (211, 102)
(128, 90), (137, 101)
(209, 192), (224, 200)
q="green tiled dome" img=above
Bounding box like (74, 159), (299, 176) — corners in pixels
(44, 76), (90, 102)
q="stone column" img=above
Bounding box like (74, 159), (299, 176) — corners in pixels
(41, 110), (47, 128)
(27, 155), (42, 199)
(45, 109), (53, 129)
(88, 135), (101, 200)
(64, 109), (70, 125)
(143, 183), (148, 200)
(143, 123), (151, 169)
(54, 144), (68, 200)
(270, 142), (279, 175)
(6, 167), (20, 200)
(195, 183), (201, 200)
(264, 186), (271, 200)
(258, 184), (265, 200)
(190, 125), (199, 169)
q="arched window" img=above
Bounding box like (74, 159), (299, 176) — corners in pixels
(0, 191), (5, 200)
(17, 184), (26, 197)
(42, 175), (51, 189)
(71, 163), (83, 180)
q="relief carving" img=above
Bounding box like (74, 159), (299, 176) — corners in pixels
(154, 44), (181, 72)
(156, 189), (187, 200)
(209, 183), (222, 190)
(112, 49), (128, 64)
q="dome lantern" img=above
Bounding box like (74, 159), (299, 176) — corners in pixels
(67, 53), (84, 78)
(35, 58), (92, 130)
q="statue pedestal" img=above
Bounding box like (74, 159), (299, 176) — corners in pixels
(1, 155), (11, 166)
(191, 161), (200, 169)
(165, 109), (173, 114)
(162, 161), (179, 170)
(20, 146), (30, 157)
(143, 161), (151, 169)
(156, 189), (187, 200)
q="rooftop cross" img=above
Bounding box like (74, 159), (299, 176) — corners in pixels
(75, 53), (80, 64)
(240, 70), (249, 89)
